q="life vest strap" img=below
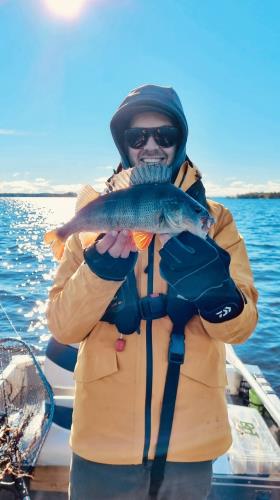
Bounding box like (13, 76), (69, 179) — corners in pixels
(149, 323), (185, 497)
(149, 300), (196, 497)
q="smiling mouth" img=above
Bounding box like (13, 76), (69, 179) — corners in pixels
(140, 158), (166, 163)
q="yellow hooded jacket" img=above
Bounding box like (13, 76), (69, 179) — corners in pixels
(46, 163), (258, 464)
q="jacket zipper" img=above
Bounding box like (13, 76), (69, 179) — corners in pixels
(142, 237), (155, 464)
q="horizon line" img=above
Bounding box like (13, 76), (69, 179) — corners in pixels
(1, 191), (280, 199)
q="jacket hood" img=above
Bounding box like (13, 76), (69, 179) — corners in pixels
(110, 84), (188, 175)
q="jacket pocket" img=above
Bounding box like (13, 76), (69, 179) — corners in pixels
(180, 362), (227, 388)
(74, 339), (118, 383)
(180, 333), (227, 388)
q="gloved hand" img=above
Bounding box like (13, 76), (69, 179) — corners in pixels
(159, 232), (245, 323)
(84, 230), (138, 281)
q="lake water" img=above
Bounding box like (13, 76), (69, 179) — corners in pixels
(0, 196), (279, 396)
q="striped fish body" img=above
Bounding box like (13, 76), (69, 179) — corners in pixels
(56, 182), (211, 241)
(44, 165), (215, 254)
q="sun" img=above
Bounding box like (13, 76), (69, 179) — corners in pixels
(44, 0), (87, 20)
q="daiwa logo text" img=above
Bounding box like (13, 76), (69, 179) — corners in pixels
(216, 306), (232, 318)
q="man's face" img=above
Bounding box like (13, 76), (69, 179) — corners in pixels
(126, 111), (177, 167)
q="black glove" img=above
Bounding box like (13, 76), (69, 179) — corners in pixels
(159, 232), (245, 323)
(84, 244), (138, 282)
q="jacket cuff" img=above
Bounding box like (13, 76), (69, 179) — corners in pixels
(84, 245), (138, 282)
(197, 282), (245, 323)
(200, 295), (258, 344)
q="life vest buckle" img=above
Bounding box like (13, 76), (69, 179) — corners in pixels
(138, 293), (167, 321)
(168, 329), (185, 364)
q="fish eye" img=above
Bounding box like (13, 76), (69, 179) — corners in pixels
(194, 206), (203, 214)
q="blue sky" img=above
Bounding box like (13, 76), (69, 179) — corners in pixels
(0, 0), (279, 196)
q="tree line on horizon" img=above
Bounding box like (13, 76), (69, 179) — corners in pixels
(0, 191), (279, 199)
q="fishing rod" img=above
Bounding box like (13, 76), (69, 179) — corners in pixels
(226, 343), (280, 428)
(0, 300), (20, 338)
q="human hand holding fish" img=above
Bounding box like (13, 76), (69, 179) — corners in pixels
(95, 230), (137, 258)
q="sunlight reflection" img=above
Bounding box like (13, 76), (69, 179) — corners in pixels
(44, 0), (88, 20)
(0, 197), (76, 340)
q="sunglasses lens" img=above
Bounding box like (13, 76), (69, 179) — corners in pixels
(155, 127), (179, 147)
(124, 126), (180, 149)
(125, 129), (147, 149)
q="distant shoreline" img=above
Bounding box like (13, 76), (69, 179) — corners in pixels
(0, 192), (279, 199)
(0, 193), (77, 198)
(229, 192), (280, 199)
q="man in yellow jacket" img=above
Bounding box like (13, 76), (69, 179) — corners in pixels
(47, 84), (258, 499)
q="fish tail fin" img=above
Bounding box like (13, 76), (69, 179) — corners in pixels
(132, 231), (154, 250)
(44, 230), (65, 261)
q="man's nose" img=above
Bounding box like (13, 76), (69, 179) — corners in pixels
(145, 134), (159, 149)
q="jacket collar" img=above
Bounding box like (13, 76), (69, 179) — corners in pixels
(174, 160), (202, 191)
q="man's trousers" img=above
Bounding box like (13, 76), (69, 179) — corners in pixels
(69, 452), (213, 500)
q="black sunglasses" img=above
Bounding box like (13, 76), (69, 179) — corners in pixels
(124, 126), (180, 149)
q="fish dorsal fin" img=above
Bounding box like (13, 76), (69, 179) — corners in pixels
(75, 184), (100, 213)
(106, 170), (131, 192)
(106, 164), (172, 192)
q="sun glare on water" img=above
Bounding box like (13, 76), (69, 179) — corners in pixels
(44, 0), (87, 20)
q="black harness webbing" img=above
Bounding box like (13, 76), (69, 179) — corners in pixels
(149, 296), (196, 498)
(143, 238), (155, 463)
